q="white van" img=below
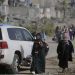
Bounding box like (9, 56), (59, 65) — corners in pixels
(0, 24), (34, 72)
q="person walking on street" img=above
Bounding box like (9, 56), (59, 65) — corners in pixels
(30, 33), (47, 75)
(69, 24), (75, 40)
(57, 29), (74, 72)
(55, 26), (62, 42)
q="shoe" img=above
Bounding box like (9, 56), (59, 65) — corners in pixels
(31, 71), (35, 75)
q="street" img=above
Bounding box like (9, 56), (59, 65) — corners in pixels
(18, 37), (75, 75)
(0, 37), (75, 75)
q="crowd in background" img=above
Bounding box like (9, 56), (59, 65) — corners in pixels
(54, 24), (75, 42)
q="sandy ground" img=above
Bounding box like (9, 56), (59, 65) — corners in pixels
(18, 37), (75, 75)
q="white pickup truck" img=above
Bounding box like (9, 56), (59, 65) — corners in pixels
(0, 24), (34, 73)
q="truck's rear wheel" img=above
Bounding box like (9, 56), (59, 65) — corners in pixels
(12, 54), (20, 73)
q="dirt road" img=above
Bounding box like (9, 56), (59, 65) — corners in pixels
(19, 56), (75, 75)
(19, 37), (75, 75)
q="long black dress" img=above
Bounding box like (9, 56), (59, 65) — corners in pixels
(30, 39), (46, 74)
(57, 40), (74, 69)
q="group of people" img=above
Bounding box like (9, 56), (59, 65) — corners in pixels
(54, 24), (75, 42)
(30, 25), (74, 75)
(57, 34), (74, 72)
(56, 25), (74, 72)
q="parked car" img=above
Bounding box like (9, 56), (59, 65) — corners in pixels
(0, 24), (34, 73)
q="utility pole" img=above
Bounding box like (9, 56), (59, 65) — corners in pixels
(55, 0), (59, 19)
(43, 0), (46, 17)
(3, 0), (9, 23)
(62, 0), (67, 19)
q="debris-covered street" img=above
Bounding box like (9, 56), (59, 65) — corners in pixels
(18, 37), (75, 75)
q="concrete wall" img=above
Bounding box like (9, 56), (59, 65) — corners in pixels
(9, 6), (40, 21)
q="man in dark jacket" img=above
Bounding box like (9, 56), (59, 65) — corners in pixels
(57, 32), (74, 72)
(30, 33), (48, 75)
